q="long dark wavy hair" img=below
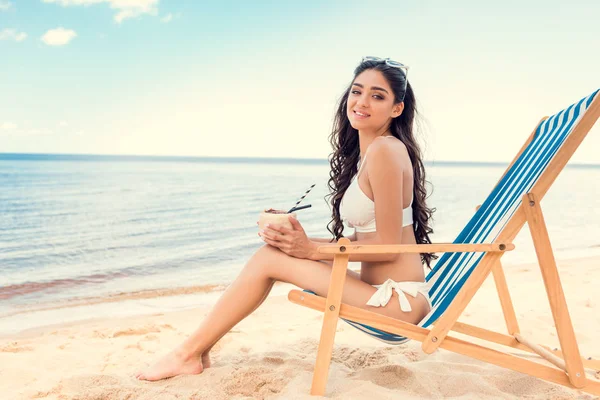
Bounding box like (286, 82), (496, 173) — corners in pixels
(324, 60), (437, 268)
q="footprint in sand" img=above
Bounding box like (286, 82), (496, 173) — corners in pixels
(28, 383), (64, 400)
(487, 372), (563, 398)
(260, 351), (294, 367)
(352, 364), (433, 394)
(56, 373), (219, 400)
(291, 338), (319, 354)
(125, 343), (143, 351)
(402, 349), (424, 362)
(222, 365), (287, 399)
(141, 334), (159, 342)
(57, 374), (125, 399)
(92, 330), (108, 339)
(1, 342), (34, 353)
(262, 355), (285, 365)
(333, 346), (390, 370)
(111, 325), (161, 338)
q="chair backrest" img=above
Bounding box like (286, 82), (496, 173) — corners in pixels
(419, 88), (600, 327)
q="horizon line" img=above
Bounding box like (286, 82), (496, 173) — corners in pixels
(1, 152), (599, 168)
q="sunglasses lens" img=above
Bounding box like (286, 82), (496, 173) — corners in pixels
(362, 56), (383, 62)
(386, 60), (405, 68)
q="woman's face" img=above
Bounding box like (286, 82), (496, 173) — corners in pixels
(346, 69), (403, 132)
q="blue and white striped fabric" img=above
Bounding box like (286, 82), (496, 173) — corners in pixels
(302, 289), (411, 344)
(305, 89), (599, 345)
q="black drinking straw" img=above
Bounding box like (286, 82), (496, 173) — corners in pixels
(288, 204), (312, 213)
(287, 183), (315, 213)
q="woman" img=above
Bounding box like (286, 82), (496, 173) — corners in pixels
(136, 57), (435, 381)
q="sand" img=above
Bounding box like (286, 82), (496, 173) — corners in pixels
(1, 256), (599, 400)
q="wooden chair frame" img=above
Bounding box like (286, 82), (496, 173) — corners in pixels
(288, 92), (600, 396)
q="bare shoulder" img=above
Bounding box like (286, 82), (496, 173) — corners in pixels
(368, 136), (411, 167)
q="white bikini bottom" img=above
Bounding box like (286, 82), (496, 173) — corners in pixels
(367, 279), (432, 313)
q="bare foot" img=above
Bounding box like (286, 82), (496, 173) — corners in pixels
(201, 352), (211, 369)
(135, 350), (203, 381)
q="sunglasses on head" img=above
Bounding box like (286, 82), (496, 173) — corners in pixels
(362, 56), (409, 76)
(361, 56), (409, 100)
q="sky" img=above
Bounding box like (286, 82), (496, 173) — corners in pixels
(1, 0), (599, 164)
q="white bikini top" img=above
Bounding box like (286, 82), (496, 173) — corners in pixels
(340, 136), (414, 233)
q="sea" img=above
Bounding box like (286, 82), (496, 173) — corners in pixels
(1, 153), (599, 335)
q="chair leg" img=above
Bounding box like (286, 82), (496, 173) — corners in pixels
(423, 252), (502, 354)
(491, 260), (520, 335)
(290, 289), (600, 396)
(310, 240), (350, 396)
(448, 321), (599, 370)
(523, 193), (586, 388)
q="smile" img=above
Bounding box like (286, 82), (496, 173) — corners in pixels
(353, 110), (370, 118)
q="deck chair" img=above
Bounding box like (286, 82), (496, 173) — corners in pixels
(288, 88), (600, 396)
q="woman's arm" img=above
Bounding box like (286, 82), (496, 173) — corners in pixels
(261, 139), (414, 263)
(310, 140), (408, 263)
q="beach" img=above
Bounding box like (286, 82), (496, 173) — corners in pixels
(1, 255), (598, 400)
(1, 156), (599, 399)
(3, 0), (600, 398)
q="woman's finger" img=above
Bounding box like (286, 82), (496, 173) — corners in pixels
(265, 224), (286, 237)
(277, 226), (293, 236)
(262, 228), (277, 238)
(264, 230), (290, 245)
(261, 230), (279, 242)
(265, 227), (288, 240)
(262, 236), (281, 248)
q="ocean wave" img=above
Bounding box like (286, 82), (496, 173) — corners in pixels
(0, 282), (229, 318)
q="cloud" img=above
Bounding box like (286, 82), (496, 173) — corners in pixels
(41, 27), (77, 46)
(42, 0), (158, 23)
(58, 121), (69, 127)
(1, 122), (17, 130)
(160, 13), (172, 23)
(0, 1), (11, 11)
(0, 28), (27, 42)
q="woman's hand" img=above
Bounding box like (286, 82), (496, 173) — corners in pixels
(258, 215), (317, 259)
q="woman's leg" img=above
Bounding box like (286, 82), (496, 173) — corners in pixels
(199, 261), (347, 369)
(136, 245), (426, 381)
(198, 278), (276, 369)
(200, 262), (346, 369)
(199, 261), (350, 368)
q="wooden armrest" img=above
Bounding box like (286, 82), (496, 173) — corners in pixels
(317, 242), (514, 255)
